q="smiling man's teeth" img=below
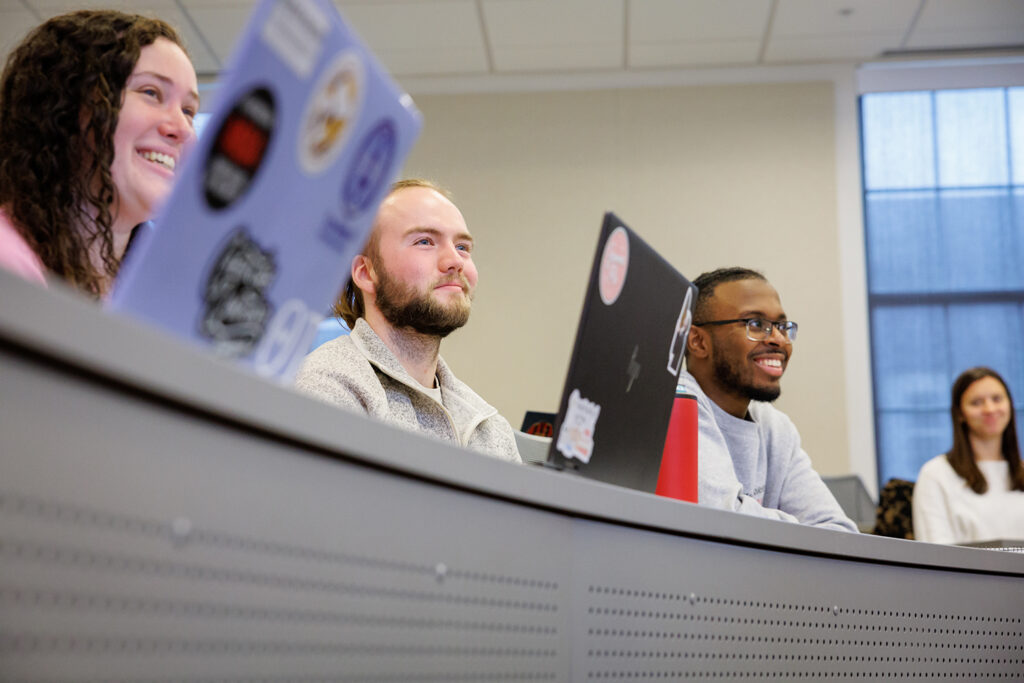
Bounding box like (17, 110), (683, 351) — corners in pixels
(757, 358), (782, 368)
(140, 150), (175, 171)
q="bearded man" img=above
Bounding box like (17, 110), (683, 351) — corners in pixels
(295, 179), (521, 463)
(680, 267), (856, 531)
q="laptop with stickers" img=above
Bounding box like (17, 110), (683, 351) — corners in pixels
(544, 213), (697, 494)
(109, 0), (421, 381)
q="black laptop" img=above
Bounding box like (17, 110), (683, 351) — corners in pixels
(544, 212), (696, 493)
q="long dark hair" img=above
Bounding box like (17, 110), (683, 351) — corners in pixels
(0, 10), (184, 297)
(947, 367), (1024, 494)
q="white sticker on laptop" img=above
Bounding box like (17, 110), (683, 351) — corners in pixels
(298, 50), (365, 175)
(599, 226), (629, 305)
(556, 389), (601, 463)
(261, 0), (330, 78)
(666, 285), (694, 376)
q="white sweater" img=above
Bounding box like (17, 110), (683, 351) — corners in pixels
(294, 319), (522, 464)
(912, 455), (1024, 544)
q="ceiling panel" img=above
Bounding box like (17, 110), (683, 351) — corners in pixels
(483, 0), (622, 45)
(914, 0), (1024, 32)
(628, 0), (768, 68)
(630, 0), (771, 43)
(483, 0), (622, 71)
(338, 0), (488, 75)
(26, 0), (221, 73)
(772, 0), (920, 37)
(909, 0), (1024, 50)
(3, 0), (1023, 89)
(0, 9), (43, 60)
(179, 1), (256, 67)
(766, 33), (905, 63)
(906, 27), (1024, 51)
(630, 40), (762, 68)
(492, 43), (622, 72)
(362, 45), (490, 76)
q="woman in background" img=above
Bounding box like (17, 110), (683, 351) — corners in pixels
(0, 10), (198, 297)
(913, 367), (1024, 543)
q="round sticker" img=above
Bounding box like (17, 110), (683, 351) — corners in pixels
(298, 50), (365, 175)
(341, 119), (397, 218)
(599, 226), (630, 305)
(203, 87), (275, 210)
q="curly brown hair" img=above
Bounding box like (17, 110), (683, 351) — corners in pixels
(0, 10), (185, 297)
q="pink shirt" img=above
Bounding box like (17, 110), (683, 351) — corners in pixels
(0, 209), (46, 286)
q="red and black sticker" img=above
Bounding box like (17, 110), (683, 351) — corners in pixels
(204, 87), (276, 210)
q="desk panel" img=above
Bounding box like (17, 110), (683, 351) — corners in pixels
(1, 272), (1022, 681)
(0, 350), (570, 680)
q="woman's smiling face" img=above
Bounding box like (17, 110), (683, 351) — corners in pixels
(960, 375), (1012, 442)
(109, 37), (198, 233)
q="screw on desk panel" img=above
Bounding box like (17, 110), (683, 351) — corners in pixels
(435, 562), (448, 582)
(689, 593), (697, 605)
(832, 605), (840, 616)
(170, 517), (192, 546)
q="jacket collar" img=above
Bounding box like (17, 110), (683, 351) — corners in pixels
(348, 319), (496, 420)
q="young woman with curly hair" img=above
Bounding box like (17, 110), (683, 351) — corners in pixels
(0, 9), (198, 297)
(913, 367), (1024, 544)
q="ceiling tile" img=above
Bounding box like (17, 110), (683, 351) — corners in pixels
(491, 43), (622, 72)
(360, 45), (490, 76)
(14, 0), (1020, 86)
(914, 0), (1024, 32)
(0, 9), (43, 61)
(630, 40), (762, 68)
(337, 0), (488, 75)
(905, 27), (1024, 51)
(909, 0), (1024, 50)
(765, 33), (904, 63)
(482, 0), (622, 72)
(628, 0), (768, 68)
(482, 0), (621, 45)
(178, 2), (255, 67)
(26, 0), (221, 73)
(629, 0), (771, 43)
(772, 0), (920, 37)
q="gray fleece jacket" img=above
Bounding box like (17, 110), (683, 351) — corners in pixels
(678, 370), (857, 532)
(294, 319), (521, 464)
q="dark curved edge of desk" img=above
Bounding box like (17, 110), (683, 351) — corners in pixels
(1, 270), (1021, 577)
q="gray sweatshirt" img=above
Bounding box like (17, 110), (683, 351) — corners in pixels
(678, 370), (857, 532)
(294, 319), (521, 464)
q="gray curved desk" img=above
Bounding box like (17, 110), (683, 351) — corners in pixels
(1, 271), (1022, 681)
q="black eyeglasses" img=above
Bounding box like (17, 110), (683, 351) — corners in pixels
(693, 318), (798, 343)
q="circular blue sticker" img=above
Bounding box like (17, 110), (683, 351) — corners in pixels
(342, 119), (397, 218)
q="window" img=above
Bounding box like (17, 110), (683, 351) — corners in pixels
(861, 87), (1024, 486)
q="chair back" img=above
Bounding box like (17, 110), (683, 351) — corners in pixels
(873, 478), (915, 539)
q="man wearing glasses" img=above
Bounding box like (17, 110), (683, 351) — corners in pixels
(681, 267), (857, 532)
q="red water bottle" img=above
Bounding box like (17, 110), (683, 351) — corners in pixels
(656, 388), (698, 502)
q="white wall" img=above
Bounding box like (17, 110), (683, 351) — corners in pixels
(400, 75), (870, 481)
